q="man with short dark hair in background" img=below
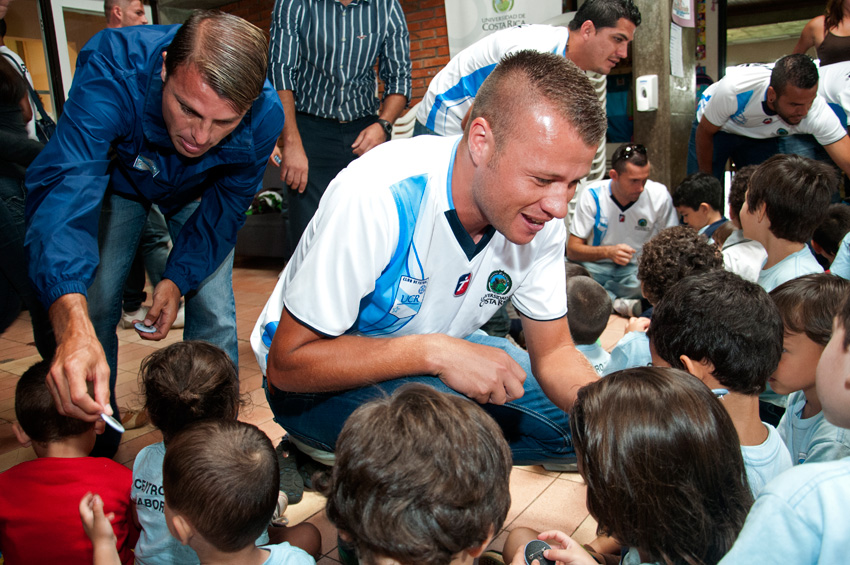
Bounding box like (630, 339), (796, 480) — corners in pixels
(104, 0), (147, 27)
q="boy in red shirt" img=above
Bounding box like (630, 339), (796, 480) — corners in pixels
(0, 360), (138, 564)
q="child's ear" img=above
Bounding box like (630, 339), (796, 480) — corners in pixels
(12, 422), (32, 448)
(466, 527), (496, 559)
(169, 512), (194, 546)
(679, 355), (716, 382)
(94, 419), (106, 435)
(699, 202), (711, 214)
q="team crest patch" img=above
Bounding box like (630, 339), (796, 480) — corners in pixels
(454, 273), (471, 296)
(389, 276), (428, 319)
(638, 219), (647, 227)
(487, 270), (512, 295)
(777, 128), (789, 136)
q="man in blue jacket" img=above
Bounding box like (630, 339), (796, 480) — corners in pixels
(25, 10), (284, 456)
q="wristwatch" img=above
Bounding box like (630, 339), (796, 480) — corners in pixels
(377, 118), (393, 141)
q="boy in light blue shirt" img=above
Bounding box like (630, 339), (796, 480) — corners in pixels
(740, 154), (833, 293)
(769, 273), (850, 464)
(649, 270), (791, 496)
(719, 290), (850, 564)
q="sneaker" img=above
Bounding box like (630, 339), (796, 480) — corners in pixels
(612, 298), (641, 318)
(270, 492), (289, 527)
(120, 306), (149, 329)
(478, 550), (506, 565)
(276, 437), (304, 504)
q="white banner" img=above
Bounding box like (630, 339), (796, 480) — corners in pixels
(445, 0), (563, 57)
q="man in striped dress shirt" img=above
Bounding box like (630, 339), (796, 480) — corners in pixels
(268, 0), (412, 251)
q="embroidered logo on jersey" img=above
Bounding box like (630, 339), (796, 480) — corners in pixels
(763, 118), (773, 124)
(133, 155), (161, 177)
(389, 276), (428, 319)
(454, 273), (471, 297)
(618, 214), (625, 222)
(777, 128), (789, 136)
(492, 0), (514, 14)
(480, 271), (512, 308)
(635, 218), (650, 232)
(487, 271), (512, 295)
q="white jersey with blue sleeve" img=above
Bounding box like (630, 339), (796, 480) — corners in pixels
(818, 61), (850, 126)
(697, 63), (846, 145)
(415, 24), (569, 136)
(251, 135), (568, 375)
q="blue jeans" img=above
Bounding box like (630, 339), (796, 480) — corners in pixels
(122, 206), (171, 312)
(686, 119), (781, 183)
(581, 261), (640, 301)
(88, 192), (237, 455)
(264, 332), (575, 466)
(286, 113), (377, 253)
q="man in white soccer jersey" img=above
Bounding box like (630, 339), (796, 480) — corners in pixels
(689, 53), (850, 182)
(252, 51), (606, 467)
(414, 0), (640, 137)
(567, 143), (677, 316)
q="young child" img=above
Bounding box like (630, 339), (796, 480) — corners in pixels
(131, 341), (320, 564)
(83, 419), (316, 565)
(604, 225), (723, 374)
(718, 292), (850, 563)
(567, 276), (613, 376)
(672, 171), (728, 241)
(0, 360), (138, 564)
(502, 367), (753, 565)
(316, 384), (512, 565)
(769, 273), (850, 464)
(648, 269), (791, 496)
(812, 203), (850, 268)
(741, 154), (834, 292)
(717, 165), (766, 283)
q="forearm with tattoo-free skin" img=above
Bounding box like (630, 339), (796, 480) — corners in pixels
(567, 233), (635, 266)
(46, 294), (111, 421)
(695, 116), (721, 174)
(267, 308), (527, 405)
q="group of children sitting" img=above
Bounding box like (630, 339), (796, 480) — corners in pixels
(2, 151), (850, 565)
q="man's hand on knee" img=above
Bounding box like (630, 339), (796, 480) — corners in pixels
(47, 294), (111, 421)
(608, 244), (636, 266)
(138, 279), (181, 340)
(430, 335), (526, 405)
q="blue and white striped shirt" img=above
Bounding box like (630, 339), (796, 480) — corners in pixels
(268, 0), (412, 122)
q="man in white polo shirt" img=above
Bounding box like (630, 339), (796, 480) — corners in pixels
(252, 51), (606, 472)
(688, 54), (850, 182)
(568, 143), (678, 315)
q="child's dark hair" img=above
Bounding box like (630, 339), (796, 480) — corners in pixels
(770, 273), (850, 347)
(649, 270), (783, 395)
(813, 204), (850, 258)
(567, 276), (612, 345)
(316, 384), (512, 565)
(570, 367), (753, 565)
(15, 360), (93, 443)
(637, 225), (723, 305)
(728, 165), (758, 222)
(672, 171), (723, 213)
(162, 419), (278, 553)
(140, 341), (241, 444)
(746, 154), (836, 243)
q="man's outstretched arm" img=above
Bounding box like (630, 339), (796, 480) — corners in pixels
(695, 116), (721, 174)
(266, 308), (527, 405)
(566, 233), (635, 266)
(521, 314), (597, 411)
